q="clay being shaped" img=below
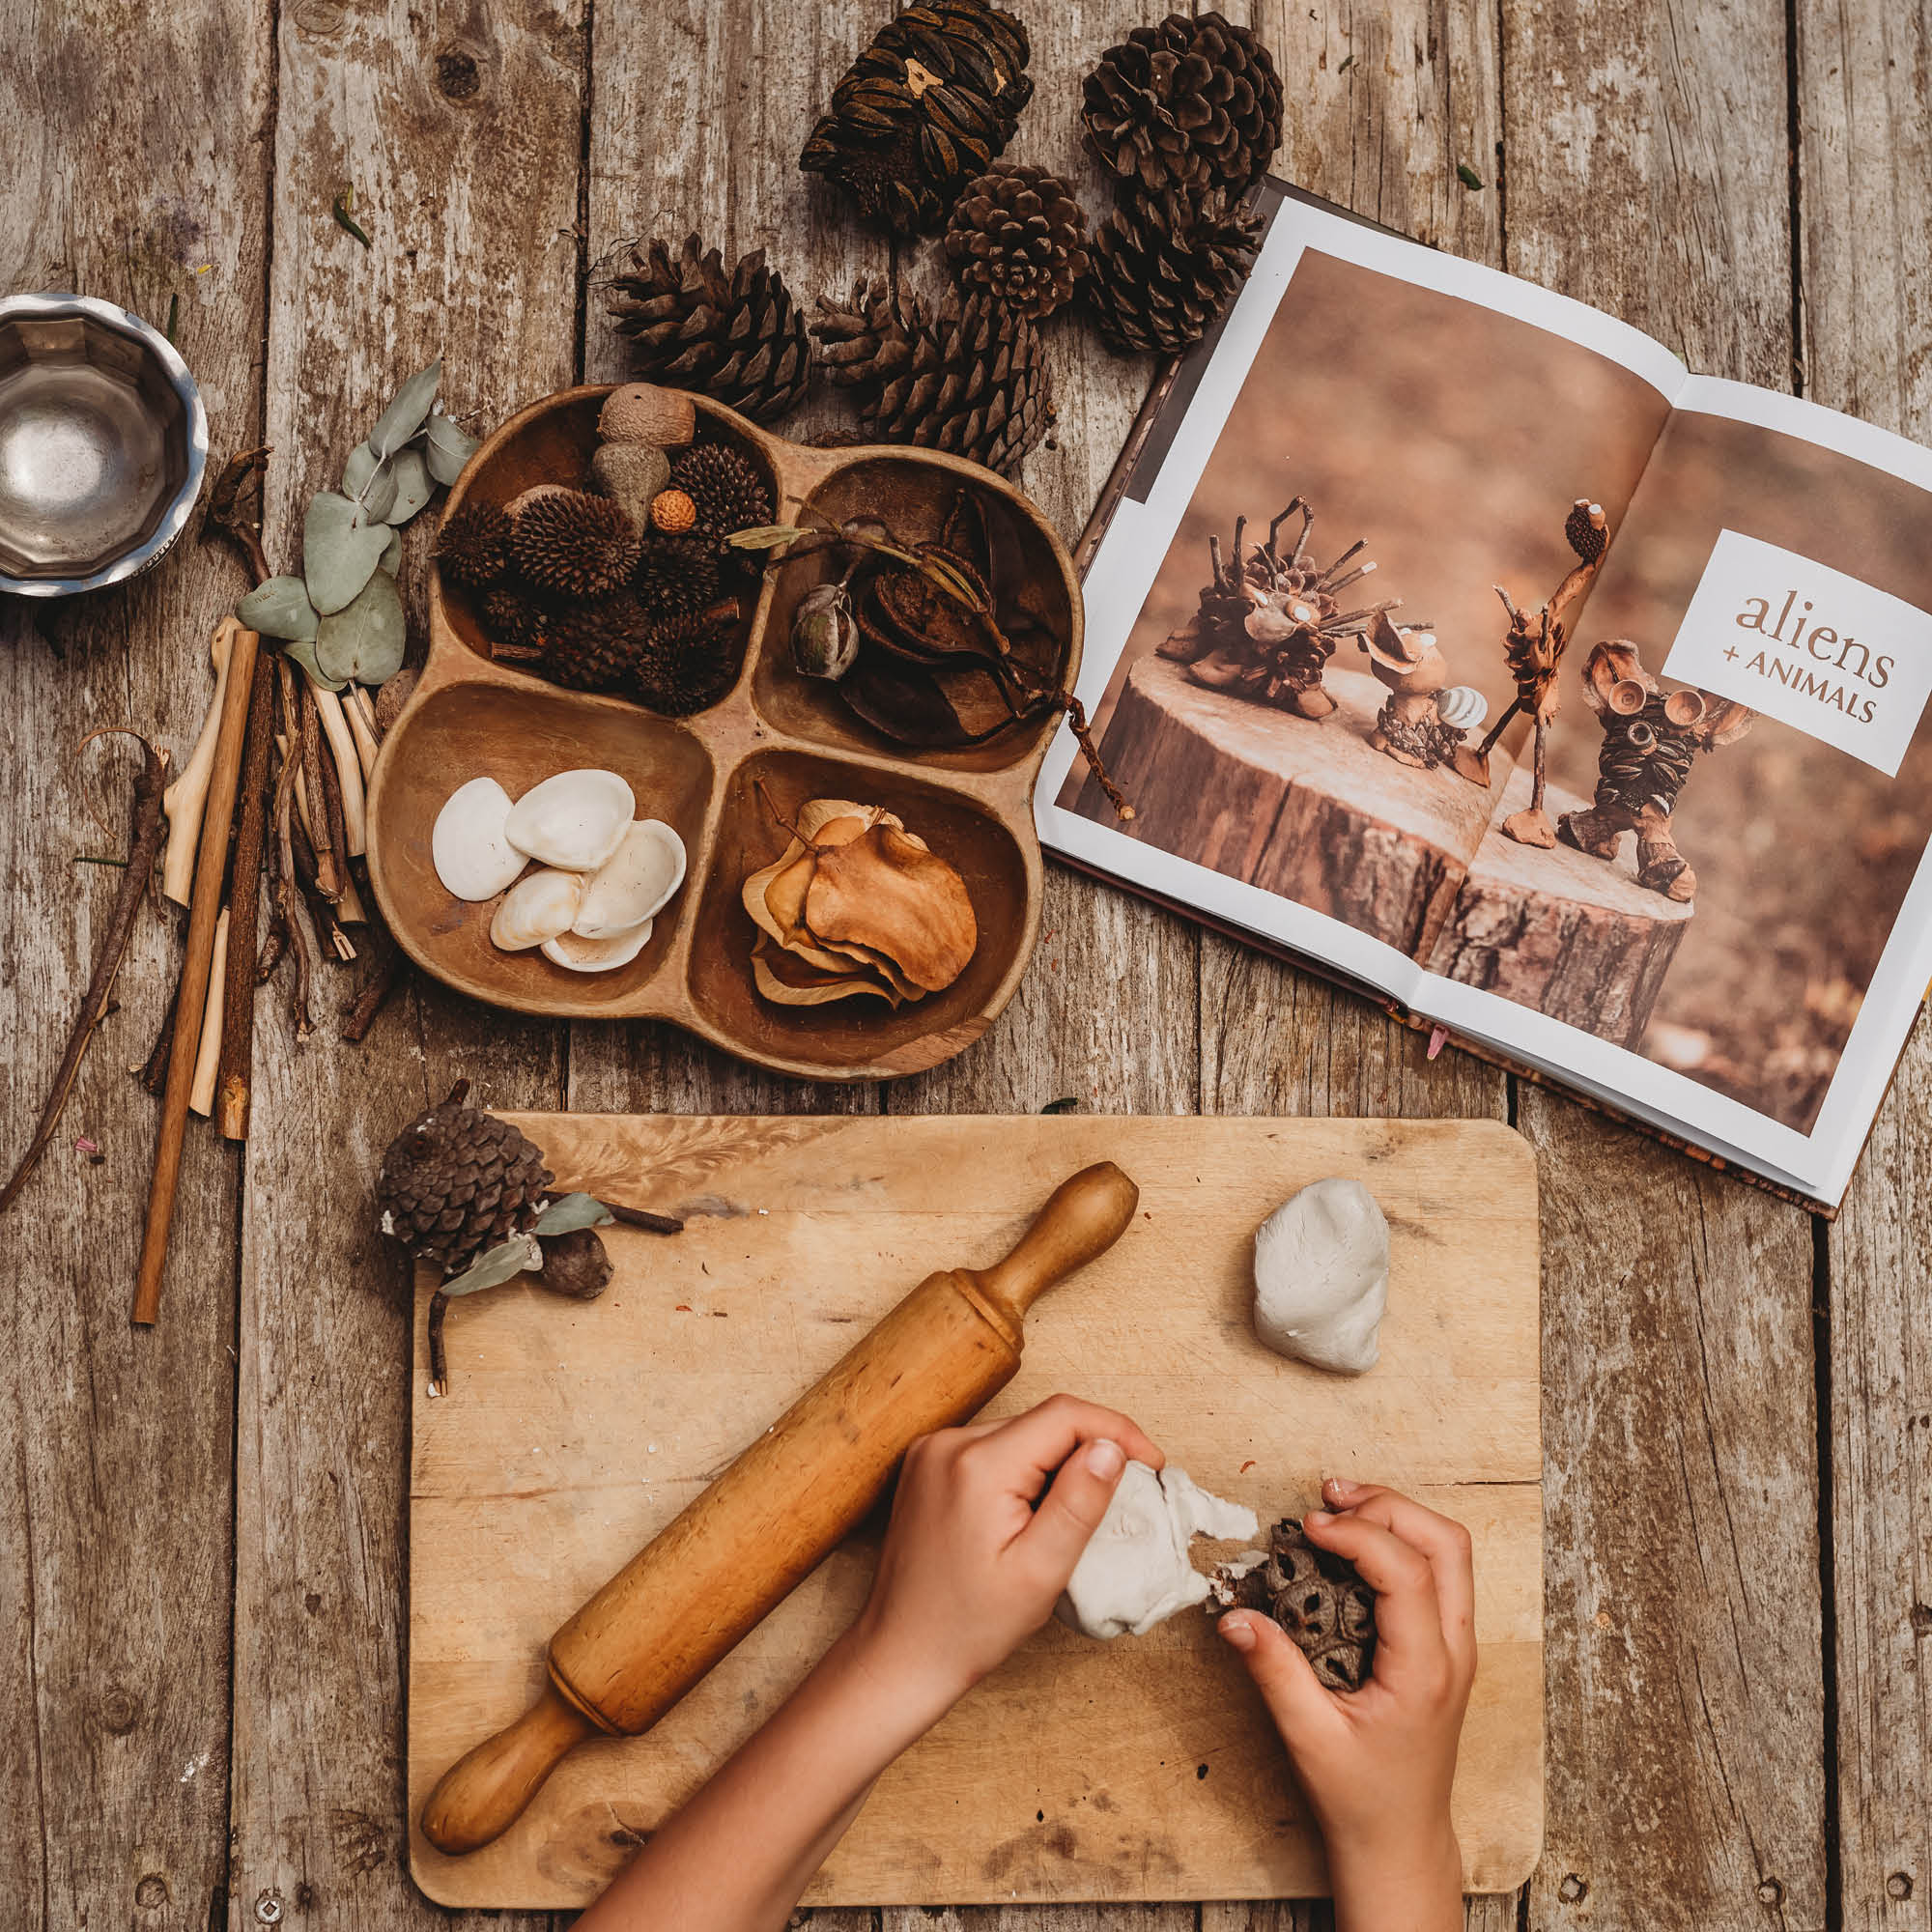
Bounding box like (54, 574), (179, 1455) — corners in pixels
(1056, 1462), (1259, 1640)
(1252, 1177), (1390, 1375)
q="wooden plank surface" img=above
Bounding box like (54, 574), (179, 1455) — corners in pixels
(408, 1114), (1542, 1910)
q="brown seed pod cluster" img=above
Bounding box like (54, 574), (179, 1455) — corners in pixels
(1217, 1518), (1378, 1692)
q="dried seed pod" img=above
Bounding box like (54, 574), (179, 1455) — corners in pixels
(633, 534), (722, 622)
(669, 442), (774, 542)
(436, 500), (513, 589)
(540, 592), (654, 693)
(599, 382), (696, 448)
(512, 490), (641, 600)
(651, 488), (698, 535)
(592, 440), (673, 531)
(791, 582), (862, 681)
(633, 610), (740, 716)
(1220, 1519), (1377, 1691)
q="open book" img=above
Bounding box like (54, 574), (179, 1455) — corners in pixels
(1038, 187), (1932, 1211)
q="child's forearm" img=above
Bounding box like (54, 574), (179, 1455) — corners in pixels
(1329, 1821), (1464, 1932)
(573, 1624), (953, 1932)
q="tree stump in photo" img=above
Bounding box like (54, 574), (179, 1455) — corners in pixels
(1078, 658), (1518, 954)
(1432, 766), (1694, 1048)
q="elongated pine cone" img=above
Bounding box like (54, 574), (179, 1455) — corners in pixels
(1082, 11), (1283, 205)
(607, 234), (811, 425)
(633, 534), (723, 621)
(634, 610), (739, 716)
(800, 0), (1034, 234)
(512, 490), (641, 600)
(375, 1080), (553, 1276)
(1224, 1519), (1378, 1691)
(669, 442), (774, 544)
(541, 592), (653, 693)
(1087, 187), (1264, 355)
(944, 161), (1091, 320)
(436, 500), (512, 589)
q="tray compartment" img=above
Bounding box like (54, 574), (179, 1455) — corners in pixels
(687, 747), (1032, 1074)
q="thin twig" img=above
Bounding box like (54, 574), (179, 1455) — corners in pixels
(215, 651), (276, 1140)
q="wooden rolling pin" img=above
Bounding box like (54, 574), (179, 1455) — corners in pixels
(420, 1158), (1140, 1856)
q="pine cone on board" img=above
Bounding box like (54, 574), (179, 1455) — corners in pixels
(375, 1080), (553, 1277)
(944, 161), (1091, 320)
(607, 234), (811, 425)
(1225, 1519), (1378, 1691)
(1082, 11), (1284, 205)
(1086, 186), (1264, 355)
(800, 0), (1034, 234)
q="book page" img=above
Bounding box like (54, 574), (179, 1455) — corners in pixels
(1036, 192), (1681, 1003)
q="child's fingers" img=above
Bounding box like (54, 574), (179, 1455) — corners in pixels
(963, 1394), (1164, 1491)
(1321, 1482), (1476, 1667)
(1218, 1610), (1341, 1744)
(1301, 1510), (1452, 1676)
(1014, 1434), (1131, 1579)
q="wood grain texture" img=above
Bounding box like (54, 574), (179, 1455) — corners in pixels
(1798, 3), (1932, 1918)
(0, 0), (270, 1923)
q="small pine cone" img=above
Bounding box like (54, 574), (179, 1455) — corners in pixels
(541, 592), (653, 693)
(1226, 1519), (1378, 1692)
(481, 586), (556, 656)
(633, 611), (739, 716)
(375, 1080), (553, 1276)
(606, 233), (811, 425)
(512, 490), (641, 600)
(944, 161), (1091, 320)
(669, 442), (774, 543)
(436, 500), (512, 589)
(1087, 187), (1264, 355)
(634, 534), (723, 622)
(800, 0), (1035, 235)
(1082, 12), (1283, 205)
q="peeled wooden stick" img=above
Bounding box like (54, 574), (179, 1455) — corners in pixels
(135, 626), (261, 1326)
(312, 684), (366, 856)
(344, 687), (382, 781)
(214, 653), (276, 1141)
(161, 619), (239, 904)
(187, 911), (229, 1118)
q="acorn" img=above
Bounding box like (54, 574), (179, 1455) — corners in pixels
(511, 490), (641, 600)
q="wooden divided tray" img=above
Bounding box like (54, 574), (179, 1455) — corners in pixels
(364, 387), (1081, 1080)
(408, 1113), (1544, 1910)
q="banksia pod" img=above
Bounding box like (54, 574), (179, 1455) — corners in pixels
(1086, 187), (1264, 355)
(436, 500), (512, 589)
(607, 234), (811, 425)
(633, 534), (723, 622)
(1082, 12), (1283, 205)
(1221, 1520), (1377, 1692)
(541, 593), (655, 694)
(800, 0), (1034, 234)
(669, 442), (775, 543)
(944, 161), (1091, 320)
(511, 490), (641, 600)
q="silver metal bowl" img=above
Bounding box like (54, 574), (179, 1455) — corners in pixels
(0, 293), (209, 597)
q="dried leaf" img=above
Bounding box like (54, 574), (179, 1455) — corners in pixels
(532, 1192), (615, 1236)
(727, 524), (811, 551)
(237, 575), (319, 642)
(303, 491), (390, 615)
(331, 188), (372, 247)
(1456, 161), (1485, 189)
(806, 823), (976, 991)
(751, 933), (899, 1006)
(384, 446), (434, 525)
(423, 410), (478, 486)
(440, 1231), (542, 1295)
(342, 441), (400, 521)
(315, 568), (407, 684)
(369, 356), (443, 461)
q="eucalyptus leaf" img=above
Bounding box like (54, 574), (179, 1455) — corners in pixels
(237, 574), (319, 641)
(282, 639), (348, 693)
(303, 491), (391, 614)
(728, 524), (810, 551)
(423, 411), (479, 486)
(314, 567), (407, 684)
(369, 356), (442, 461)
(532, 1193), (615, 1237)
(378, 527), (403, 574)
(440, 1231), (542, 1296)
(384, 446), (433, 526)
(341, 441), (399, 521)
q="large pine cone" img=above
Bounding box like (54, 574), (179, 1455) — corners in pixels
(1087, 187), (1264, 355)
(1226, 1519), (1378, 1691)
(375, 1081), (553, 1276)
(944, 161), (1091, 320)
(607, 234), (810, 425)
(800, 0), (1034, 235)
(812, 283), (1051, 478)
(1082, 11), (1283, 205)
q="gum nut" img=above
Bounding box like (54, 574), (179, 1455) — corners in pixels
(573, 819), (687, 938)
(543, 920), (653, 973)
(432, 777), (526, 901)
(503, 768), (635, 870)
(490, 868), (584, 951)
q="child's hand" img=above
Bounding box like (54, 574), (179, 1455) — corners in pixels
(851, 1394), (1163, 1716)
(1218, 1478), (1474, 1928)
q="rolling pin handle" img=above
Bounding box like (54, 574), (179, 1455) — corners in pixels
(419, 1680), (599, 1857)
(972, 1161), (1141, 1321)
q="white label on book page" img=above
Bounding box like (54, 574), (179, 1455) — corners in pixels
(1663, 529), (1932, 777)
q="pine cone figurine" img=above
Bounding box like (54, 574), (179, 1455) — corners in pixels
(633, 534), (723, 621)
(607, 234), (811, 425)
(1082, 11), (1283, 205)
(1087, 187), (1264, 355)
(1223, 1519), (1378, 1691)
(542, 592), (653, 693)
(436, 500), (512, 589)
(375, 1080), (553, 1277)
(669, 442), (774, 544)
(512, 490), (641, 600)
(944, 161), (1091, 320)
(800, 0), (1034, 235)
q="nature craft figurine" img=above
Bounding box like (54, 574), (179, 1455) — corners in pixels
(1457, 498), (1610, 845)
(1557, 639), (1754, 902)
(1358, 611), (1491, 772)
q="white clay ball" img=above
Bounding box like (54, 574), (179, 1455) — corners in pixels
(1252, 1177), (1390, 1376)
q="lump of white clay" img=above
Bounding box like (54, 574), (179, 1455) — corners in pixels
(1057, 1463), (1259, 1641)
(1252, 1177), (1390, 1376)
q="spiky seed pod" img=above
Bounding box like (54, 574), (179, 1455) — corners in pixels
(1087, 187), (1264, 355)
(481, 586), (556, 656)
(541, 592), (654, 693)
(606, 235), (811, 425)
(436, 500), (513, 589)
(633, 534), (723, 622)
(511, 490), (641, 601)
(1081, 11), (1283, 205)
(1225, 1519), (1377, 1692)
(800, 0), (1034, 234)
(633, 611), (739, 717)
(375, 1080), (553, 1276)
(943, 161), (1091, 320)
(669, 442), (774, 543)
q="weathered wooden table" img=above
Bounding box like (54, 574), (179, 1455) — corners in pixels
(2, 3), (1924, 1928)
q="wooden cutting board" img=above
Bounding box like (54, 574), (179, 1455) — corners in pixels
(408, 1114), (1543, 1910)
